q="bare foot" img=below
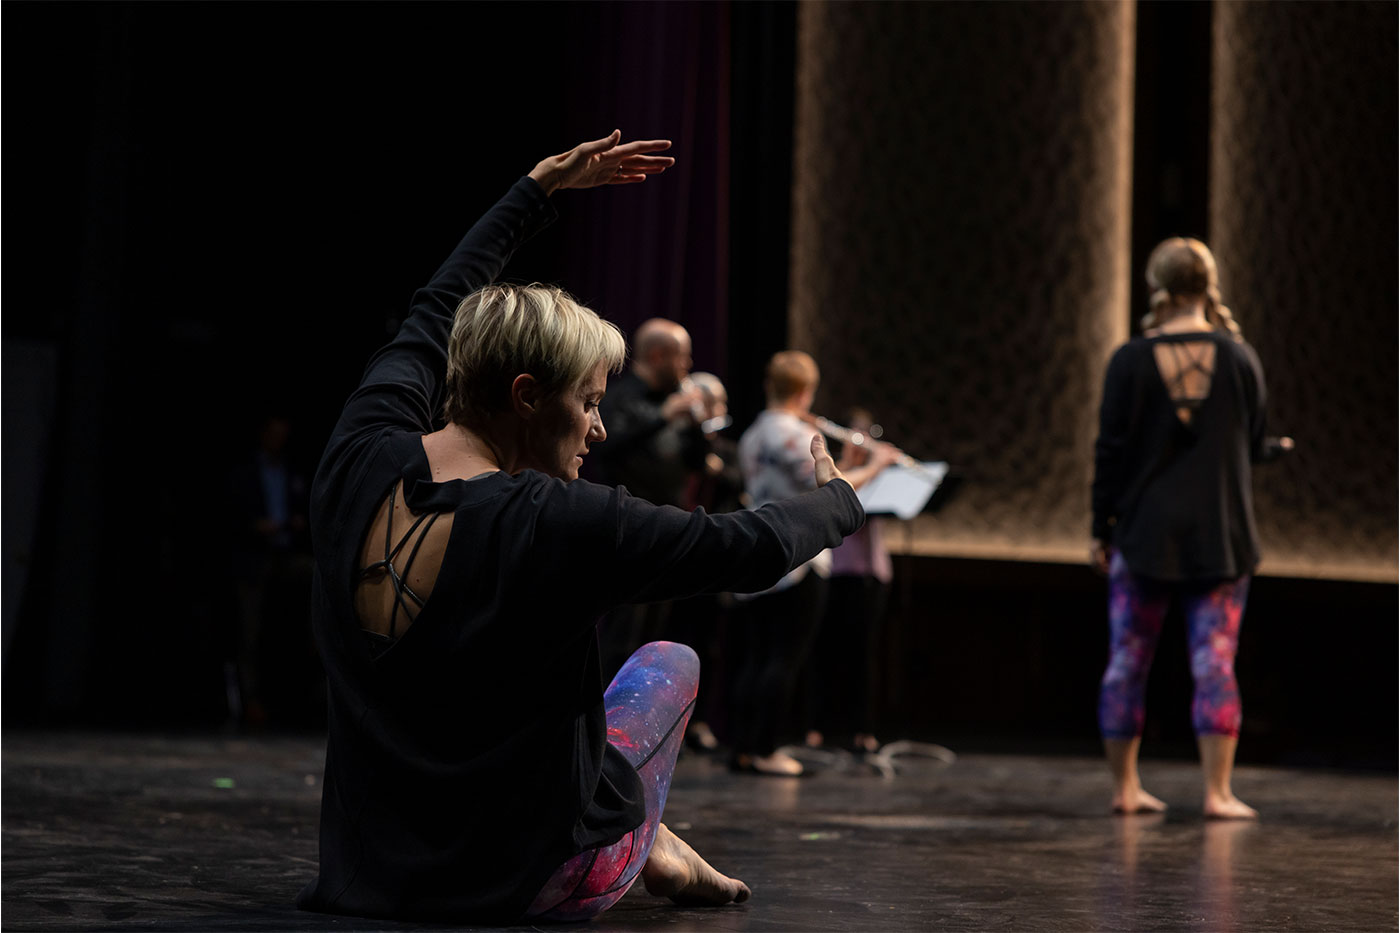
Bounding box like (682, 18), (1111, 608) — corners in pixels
(1111, 787), (1167, 814)
(1204, 793), (1258, 820)
(642, 823), (751, 906)
(752, 751), (804, 776)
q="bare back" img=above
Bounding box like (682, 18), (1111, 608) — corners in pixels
(355, 428), (509, 642)
(355, 481), (455, 644)
(1149, 334), (1217, 427)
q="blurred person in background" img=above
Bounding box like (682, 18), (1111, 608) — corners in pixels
(593, 318), (711, 678)
(810, 406), (893, 755)
(729, 351), (899, 776)
(1091, 237), (1292, 819)
(228, 413), (314, 726)
(669, 371), (745, 753)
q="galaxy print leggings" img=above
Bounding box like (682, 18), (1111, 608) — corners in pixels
(1099, 552), (1250, 740)
(524, 641), (697, 922)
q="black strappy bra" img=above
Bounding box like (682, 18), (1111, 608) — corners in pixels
(1155, 338), (1216, 418)
(359, 483), (441, 655)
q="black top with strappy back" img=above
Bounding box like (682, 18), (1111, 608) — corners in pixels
(1091, 330), (1276, 581)
(296, 176), (865, 924)
(358, 483), (440, 656)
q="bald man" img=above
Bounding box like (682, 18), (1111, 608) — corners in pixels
(593, 320), (713, 683)
(594, 318), (708, 508)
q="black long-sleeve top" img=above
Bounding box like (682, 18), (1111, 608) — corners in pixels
(1091, 330), (1276, 582)
(296, 177), (864, 923)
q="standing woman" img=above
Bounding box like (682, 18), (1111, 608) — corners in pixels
(730, 353), (898, 776)
(296, 133), (865, 924)
(1091, 237), (1291, 819)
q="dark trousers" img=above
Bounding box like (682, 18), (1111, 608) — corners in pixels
(811, 574), (890, 743)
(665, 593), (729, 730)
(727, 571), (828, 756)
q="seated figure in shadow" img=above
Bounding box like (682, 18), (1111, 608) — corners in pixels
(296, 132), (866, 924)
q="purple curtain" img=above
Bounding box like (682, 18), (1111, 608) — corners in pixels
(556, 1), (732, 381)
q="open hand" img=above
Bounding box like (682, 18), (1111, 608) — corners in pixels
(811, 435), (846, 488)
(529, 130), (674, 194)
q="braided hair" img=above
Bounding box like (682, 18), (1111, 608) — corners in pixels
(1141, 237), (1243, 342)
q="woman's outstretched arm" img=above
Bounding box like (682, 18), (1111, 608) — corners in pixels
(531, 436), (864, 625)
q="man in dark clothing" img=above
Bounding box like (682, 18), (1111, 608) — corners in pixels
(594, 318), (708, 508)
(594, 319), (714, 681)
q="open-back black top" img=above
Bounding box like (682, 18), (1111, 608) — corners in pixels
(296, 177), (864, 923)
(1091, 329), (1279, 582)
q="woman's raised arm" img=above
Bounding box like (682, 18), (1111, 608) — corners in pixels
(326, 133), (675, 446)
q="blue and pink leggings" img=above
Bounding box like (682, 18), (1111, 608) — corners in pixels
(524, 641), (697, 922)
(1099, 552), (1250, 740)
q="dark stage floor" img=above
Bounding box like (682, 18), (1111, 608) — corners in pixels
(2, 732), (1395, 931)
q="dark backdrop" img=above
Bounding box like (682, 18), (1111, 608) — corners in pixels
(3, 2), (1395, 769)
(3, 1), (736, 725)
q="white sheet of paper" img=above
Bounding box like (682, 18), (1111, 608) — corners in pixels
(856, 461), (949, 520)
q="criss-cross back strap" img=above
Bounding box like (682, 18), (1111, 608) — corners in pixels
(358, 483), (441, 640)
(1161, 340), (1216, 411)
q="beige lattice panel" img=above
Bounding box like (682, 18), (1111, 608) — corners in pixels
(1212, 2), (1398, 582)
(790, 1), (1135, 566)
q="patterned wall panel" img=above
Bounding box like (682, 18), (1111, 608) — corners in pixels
(1212, 1), (1397, 580)
(790, 1), (1135, 561)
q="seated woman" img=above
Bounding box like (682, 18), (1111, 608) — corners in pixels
(296, 132), (865, 924)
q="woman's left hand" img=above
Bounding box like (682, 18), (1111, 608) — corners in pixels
(529, 131), (674, 194)
(811, 435), (846, 488)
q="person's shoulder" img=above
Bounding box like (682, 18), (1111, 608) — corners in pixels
(738, 412), (769, 444)
(313, 424), (408, 500)
(1107, 336), (1153, 368)
(1220, 335), (1266, 377)
(514, 470), (618, 507)
(1220, 333), (1258, 356)
(766, 410), (807, 435)
(606, 369), (646, 396)
(504, 468), (565, 498)
(483, 472), (620, 540)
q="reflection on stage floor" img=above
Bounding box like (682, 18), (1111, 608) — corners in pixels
(3, 733), (1395, 931)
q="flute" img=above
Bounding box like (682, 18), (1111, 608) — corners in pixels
(810, 415), (932, 475)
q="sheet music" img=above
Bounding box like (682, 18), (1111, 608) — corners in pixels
(857, 461), (949, 520)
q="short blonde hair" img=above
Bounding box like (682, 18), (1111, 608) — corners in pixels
(764, 350), (820, 403)
(444, 283), (626, 425)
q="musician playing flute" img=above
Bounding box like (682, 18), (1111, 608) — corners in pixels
(729, 351), (901, 776)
